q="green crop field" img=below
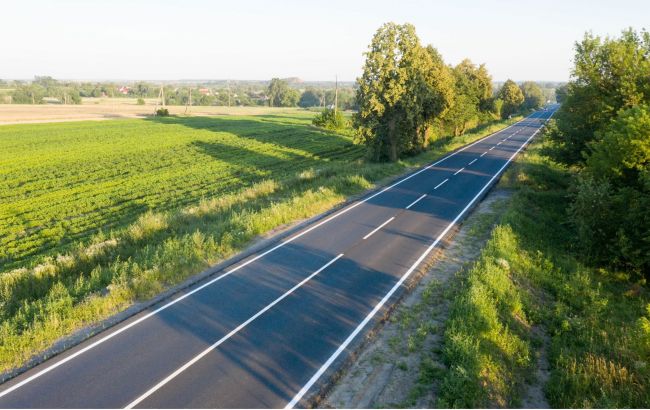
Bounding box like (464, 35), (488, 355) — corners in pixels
(0, 114), (362, 271)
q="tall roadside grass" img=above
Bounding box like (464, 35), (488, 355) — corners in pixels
(0, 116), (523, 375)
(438, 133), (650, 407)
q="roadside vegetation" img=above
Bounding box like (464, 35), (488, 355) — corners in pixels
(353, 23), (541, 162)
(438, 134), (650, 408)
(433, 28), (650, 408)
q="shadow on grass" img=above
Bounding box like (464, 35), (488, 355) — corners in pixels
(144, 115), (356, 158)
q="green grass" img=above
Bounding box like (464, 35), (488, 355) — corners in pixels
(437, 133), (650, 407)
(0, 113), (359, 270)
(0, 113), (521, 374)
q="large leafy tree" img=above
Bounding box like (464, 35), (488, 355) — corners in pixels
(586, 105), (650, 187)
(454, 59), (493, 111)
(520, 81), (545, 110)
(497, 79), (524, 118)
(298, 88), (322, 108)
(552, 29), (650, 164)
(442, 59), (492, 136)
(554, 84), (568, 103)
(355, 23), (453, 161)
(267, 78), (299, 107)
(571, 105), (650, 273)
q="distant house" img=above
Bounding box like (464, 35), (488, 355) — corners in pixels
(198, 88), (211, 96)
(118, 86), (130, 95)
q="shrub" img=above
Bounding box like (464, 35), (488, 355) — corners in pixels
(312, 108), (347, 130)
(155, 108), (169, 116)
(136, 98), (145, 105)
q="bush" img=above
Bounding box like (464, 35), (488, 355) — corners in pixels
(155, 108), (169, 117)
(137, 98), (145, 105)
(312, 109), (347, 130)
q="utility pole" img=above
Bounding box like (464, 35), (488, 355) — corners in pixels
(227, 80), (231, 107)
(185, 88), (192, 114)
(334, 74), (338, 115)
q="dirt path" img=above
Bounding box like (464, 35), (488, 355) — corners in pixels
(322, 190), (514, 408)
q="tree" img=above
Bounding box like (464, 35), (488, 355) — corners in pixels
(410, 45), (454, 149)
(324, 88), (357, 110)
(280, 88), (300, 107)
(33, 76), (57, 88)
(134, 82), (152, 98)
(298, 88), (322, 107)
(312, 108), (347, 130)
(571, 105), (650, 274)
(355, 23), (452, 161)
(586, 105), (650, 187)
(442, 59), (496, 134)
(497, 79), (524, 118)
(454, 59), (493, 112)
(554, 84), (568, 103)
(267, 78), (298, 107)
(520, 81), (545, 110)
(444, 93), (477, 136)
(11, 84), (45, 104)
(551, 29), (650, 165)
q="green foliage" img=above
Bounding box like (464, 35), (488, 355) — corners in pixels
(267, 78), (299, 107)
(11, 84), (45, 104)
(555, 84), (568, 104)
(155, 107), (169, 116)
(570, 105), (650, 274)
(354, 23), (453, 161)
(547, 29), (650, 276)
(440, 59), (494, 137)
(311, 108), (347, 130)
(298, 88), (323, 108)
(439, 136), (650, 407)
(551, 29), (650, 165)
(587, 105), (650, 185)
(136, 98), (145, 105)
(521, 81), (545, 110)
(497, 79), (525, 118)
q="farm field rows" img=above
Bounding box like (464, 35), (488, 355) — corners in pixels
(0, 114), (361, 271)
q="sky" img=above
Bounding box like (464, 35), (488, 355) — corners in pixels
(1, 0), (648, 82)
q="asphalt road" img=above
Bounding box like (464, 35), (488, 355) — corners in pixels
(0, 106), (557, 408)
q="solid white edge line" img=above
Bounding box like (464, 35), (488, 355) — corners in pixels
(125, 253), (345, 409)
(405, 194), (427, 210)
(0, 113), (539, 399)
(285, 109), (554, 409)
(434, 178), (449, 189)
(453, 167), (464, 176)
(362, 217), (395, 240)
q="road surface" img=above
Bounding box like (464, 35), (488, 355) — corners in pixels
(0, 107), (556, 408)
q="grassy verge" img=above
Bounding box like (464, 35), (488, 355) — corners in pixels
(437, 133), (650, 407)
(0, 115), (521, 375)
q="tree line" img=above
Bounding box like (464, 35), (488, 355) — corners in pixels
(547, 28), (650, 276)
(353, 23), (545, 161)
(0, 77), (358, 109)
